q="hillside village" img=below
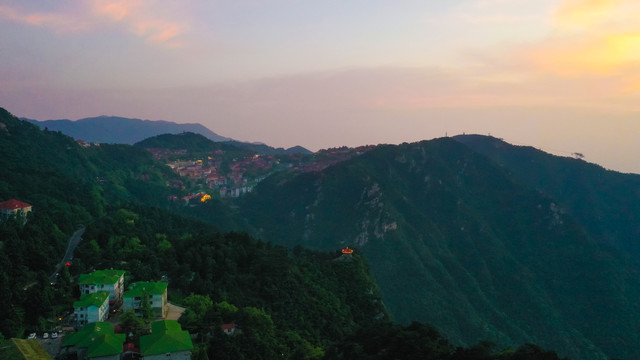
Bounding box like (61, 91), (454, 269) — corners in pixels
(2, 268), (239, 360)
(151, 143), (376, 201)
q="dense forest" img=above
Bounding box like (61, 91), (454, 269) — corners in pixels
(454, 134), (640, 258)
(0, 107), (598, 358)
(237, 138), (640, 359)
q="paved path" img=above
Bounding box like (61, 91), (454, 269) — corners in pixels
(166, 303), (186, 320)
(49, 227), (85, 284)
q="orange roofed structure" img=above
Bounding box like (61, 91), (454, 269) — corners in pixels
(341, 246), (354, 254)
(0, 199), (32, 218)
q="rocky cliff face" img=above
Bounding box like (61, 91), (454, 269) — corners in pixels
(239, 138), (640, 360)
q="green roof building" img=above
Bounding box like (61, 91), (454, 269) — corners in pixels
(140, 320), (193, 359)
(78, 270), (125, 306)
(0, 338), (52, 360)
(73, 291), (109, 326)
(62, 322), (125, 360)
(123, 282), (168, 318)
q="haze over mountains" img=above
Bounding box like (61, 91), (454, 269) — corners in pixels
(25, 115), (231, 144)
(4, 107), (640, 359)
(25, 115), (312, 155)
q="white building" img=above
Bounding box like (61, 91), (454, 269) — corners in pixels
(73, 291), (109, 326)
(123, 281), (168, 318)
(78, 270), (125, 307)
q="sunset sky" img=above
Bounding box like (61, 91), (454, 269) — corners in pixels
(2, 0), (640, 173)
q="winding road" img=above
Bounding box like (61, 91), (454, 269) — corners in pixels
(48, 226), (85, 284)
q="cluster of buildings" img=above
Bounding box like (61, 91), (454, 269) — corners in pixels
(67, 269), (189, 360)
(73, 270), (168, 326)
(297, 146), (375, 173)
(166, 154), (275, 199)
(145, 148), (187, 159)
(166, 159), (216, 181)
(62, 320), (193, 360)
(0, 268), (194, 360)
(76, 139), (100, 148)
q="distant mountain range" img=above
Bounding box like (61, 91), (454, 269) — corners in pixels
(25, 116), (231, 144)
(134, 132), (312, 156)
(24, 115), (312, 155)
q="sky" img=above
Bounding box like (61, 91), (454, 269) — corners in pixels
(1, 0), (640, 173)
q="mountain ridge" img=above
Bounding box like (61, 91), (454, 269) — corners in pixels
(453, 134), (640, 259)
(237, 137), (640, 360)
(25, 115), (231, 144)
(26, 115), (312, 154)
(4, 105), (638, 359)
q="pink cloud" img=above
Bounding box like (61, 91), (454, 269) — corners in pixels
(0, 2), (186, 47)
(0, 5), (91, 33)
(91, 0), (186, 47)
(92, 0), (137, 21)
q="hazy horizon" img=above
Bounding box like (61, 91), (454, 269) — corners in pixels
(2, 1), (640, 173)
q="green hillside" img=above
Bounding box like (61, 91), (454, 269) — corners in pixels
(0, 108), (180, 336)
(0, 107), (465, 359)
(0, 106), (627, 359)
(72, 205), (387, 357)
(134, 132), (244, 155)
(454, 134), (640, 258)
(239, 138), (640, 360)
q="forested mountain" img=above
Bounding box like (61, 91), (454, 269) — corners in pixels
(454, 134), (640, 258)
(224, 140), (313, 155)
(135, 132), (312, 156)
(0, 107), (391, 358)
(26, 115), (312, 154)
(0, 107), (180, 335)
(26, 115), (231, 144)
(134, 132), (250, 156)
(1, 105), (629, 359)
(238, 138), (640, 360)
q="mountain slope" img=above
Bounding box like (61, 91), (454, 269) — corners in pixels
(238, 138), (640, 360)
(224, 140), (313, 155)
(26, 116), (231, 144)
(0, 107), (389, 355)
(134, 132), (245, 153)
(454, 134), (640, 259)
(134, 132), (311, 155)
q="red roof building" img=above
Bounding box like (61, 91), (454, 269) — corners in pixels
(221, 323), (237, 335)
(0, 199), (32, 217)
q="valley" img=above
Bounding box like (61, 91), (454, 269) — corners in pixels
(1, 107), (637, 359)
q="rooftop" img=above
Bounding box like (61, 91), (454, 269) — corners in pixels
(140, 320), (193, 356)
(0, 339), (52, 360)
(78, 269), (125, 285)
(85, 334), (126, 359)
(0, 199), (32, 211)
(73, 291), (109, 308)
(63, 322), (125, 358)
(124, 281), (168, 297)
